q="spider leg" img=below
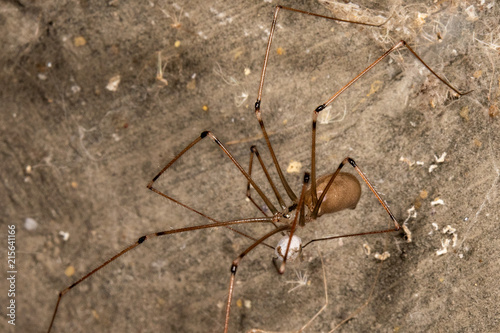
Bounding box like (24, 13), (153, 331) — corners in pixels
(276, 173), (310, 274)
(247, 145), (288, 213)
(148, 130), (279, 243)
(224, 225), (290, 333)
(47, 217), (274, 333)
(253, 5), (390, 207)
(246, 145), (271, 217)
(310, 39), (470, 208)
(310, 157), (400, 231)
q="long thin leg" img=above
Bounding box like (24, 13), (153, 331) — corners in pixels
(277, 172), (310, 274)
(310, 40), (471, 207)
(302, 230), (392, 333)
(302, 158), (400, 249)
(253, 5), (386, 205)
(246, 146), (270, 216)
(311, 157), (399, 227)
(246, 145), (287, 213)
(47, 217), (274, 333)
(147, 133), (252, 241)
(213, 131), (282, 215)
(148, 131), (278, 216)
(256, 5), (385, 103)
(224, 225), (290, 333)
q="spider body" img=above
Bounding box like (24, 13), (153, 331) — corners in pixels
(305, 172), (361, 218)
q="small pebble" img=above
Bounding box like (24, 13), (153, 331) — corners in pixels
(24, 217), (38, 231)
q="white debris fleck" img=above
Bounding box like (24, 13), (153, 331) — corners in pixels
(71, 84), (81, 93)
(429, 164), (438, 173)
(244, 67), (251, 76)
(106, 75), (121, 91)
(436, 239), (451, 255)
(363, 243), (371, 255)
(441, 225), (458, 247)
(374, 251), (390, 261)
(442, 225), (456, 234)
(415, 12), (428, 26)
(408, 206), (417, 217)
(400, 156), (424, 167)
(402, 224), (412, 243)
(197, 31), (207, 39)
(465, 5), (478, 21)
(400, 156), (413, 167)
(59, 231), (70, 241)
(431, 198), (445, 206)
(24, 218), (38, 231)
(286, 161), (302, 174)
(403, 206), (417, 224)
(432, 223), (439, 230)
(434, 152), (447, 163)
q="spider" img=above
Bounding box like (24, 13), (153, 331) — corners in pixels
(47, 5), (469, 333)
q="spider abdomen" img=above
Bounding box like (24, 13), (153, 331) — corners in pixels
(305, 172), (361, 217)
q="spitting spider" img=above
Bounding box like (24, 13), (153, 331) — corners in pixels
(47, 5), (469, 333)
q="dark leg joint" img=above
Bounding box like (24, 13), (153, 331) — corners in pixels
(255, 100), (261, 110)
(200, 130), (209, 138)
(210, 134), (222, 146)
(250, 145), (259, 156)
(230, 264), (237, 274)
(149, 174), (160, 186)
(347, 158), (356, 167)
(303, 172), (310, 183)
(138, 235), (147, 244)
(315, 104), (326, 112)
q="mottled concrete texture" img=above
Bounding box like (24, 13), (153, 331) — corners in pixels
(1, 0), (499, 332)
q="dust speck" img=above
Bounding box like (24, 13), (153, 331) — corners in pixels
(73, 36), (86, 47)
(106, 75), (121, 91)
(65, 265), (75, 277)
